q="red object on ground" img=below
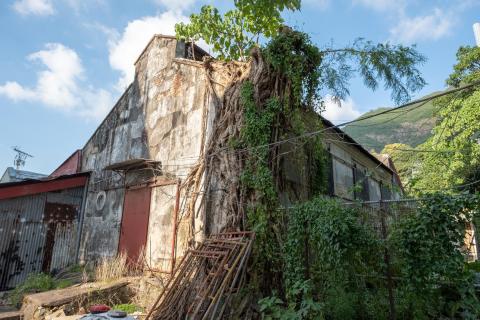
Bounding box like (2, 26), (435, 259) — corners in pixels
(89, 305), (111, 314)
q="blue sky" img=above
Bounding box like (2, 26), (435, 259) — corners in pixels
(0, 0), (479, 175)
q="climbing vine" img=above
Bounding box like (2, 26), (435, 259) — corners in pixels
(257, 193), (480, 319)
(390, 193), (480, 318)
(204, 27), (429, 318)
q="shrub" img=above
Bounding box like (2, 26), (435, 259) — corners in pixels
(8, 273), (71, 307)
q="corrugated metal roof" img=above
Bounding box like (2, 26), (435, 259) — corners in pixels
(0, 172), (89, 200)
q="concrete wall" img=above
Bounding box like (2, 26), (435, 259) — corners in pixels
(78, 36), (214, 263)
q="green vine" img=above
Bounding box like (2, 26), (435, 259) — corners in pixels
(263, 28), (322, 110)
(237, 29), (331, 301)
(234, 29), (480, 319)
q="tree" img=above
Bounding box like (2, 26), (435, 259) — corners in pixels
(176, 2), (426, 105)
(411, 46), (480, 194)
(175, 0), (301, 61)
(380, 143), (417, 190)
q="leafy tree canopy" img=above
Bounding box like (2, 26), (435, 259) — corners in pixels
(176, 1), (426, 105)
(411, 46), (480, 194)
(379, 143), (416, 189)
(175, 0), (300, 61)
(447, 45), (480, 87)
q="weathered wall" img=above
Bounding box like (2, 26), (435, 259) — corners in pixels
(145, 183), (177, 271)
(79, 36), (217, 264)
(79, 80), (147, 262)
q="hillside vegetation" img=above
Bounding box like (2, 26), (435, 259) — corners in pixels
(343, 92), (440, 152)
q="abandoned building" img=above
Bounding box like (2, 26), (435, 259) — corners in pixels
(0, 35), (403, 287)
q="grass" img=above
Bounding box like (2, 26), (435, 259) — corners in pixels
(112, 304), (144, 313)
(94, 252), (133, 282)
(8, 273), (74, 307)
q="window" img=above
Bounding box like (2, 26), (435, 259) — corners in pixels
(368, 178), (381, 202)
(333, 158), (354, 200)
(353, 166), (369, 201)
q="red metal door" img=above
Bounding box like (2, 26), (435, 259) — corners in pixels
(118, 187), (151, 264)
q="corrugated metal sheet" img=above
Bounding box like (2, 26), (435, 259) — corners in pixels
(0, 195), (47, 289)
(0, 187), (84, 290)
(50, 221), (78, 271)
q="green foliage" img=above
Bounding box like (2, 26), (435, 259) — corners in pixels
(232, 29), (426, 318)
(112, 304), (144, 314)
(264, 29), (426, 109)
(410, 46), (480, 193)
(240, 81), (279, 202)
(377, 143), (416, 189)
(263, 29), (322, 109)
(256, 193), (480, 319)
(258, 281), (323, 320)
(175, 0), (300, 60)
(390, 193), (480, 318)
(8, 273), (73, 307)
(279, 196), (381, 318)
(447, 46), (480, 87)
(319, 39), (426, 105)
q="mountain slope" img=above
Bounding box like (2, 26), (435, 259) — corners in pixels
(343, 92), (439, 152)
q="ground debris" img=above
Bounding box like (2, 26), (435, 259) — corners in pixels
(146, 232), (254, 320)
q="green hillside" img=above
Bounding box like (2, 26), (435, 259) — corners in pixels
(343, 92), (440, 152)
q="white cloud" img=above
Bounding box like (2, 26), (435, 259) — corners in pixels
(321, 96), (362, 124)
(0, 43), (114, 121)
(154, 0), (196, 11)
(0, 82), (36, 101)
(107, 11), (189, 90)
(389, 8), (453, 44)
(13, 0), (54, 16)
(27, 43), (83, 109)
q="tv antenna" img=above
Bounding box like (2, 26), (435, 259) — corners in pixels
(12, 147), (33, 170)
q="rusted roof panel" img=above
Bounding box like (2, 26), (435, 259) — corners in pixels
(0, 173), (89, 200)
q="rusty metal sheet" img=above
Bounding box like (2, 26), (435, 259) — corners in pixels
(0, 187), (84, 290)
(42, 202), (78, 272)
(0, 194), (47, 290)
(50, 221), (78, 271)
(118, 187), (152, 264)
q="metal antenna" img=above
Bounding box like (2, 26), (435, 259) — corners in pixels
(12, 147), (33, 170)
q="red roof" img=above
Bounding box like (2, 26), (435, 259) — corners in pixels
(0, 172), (89, 200)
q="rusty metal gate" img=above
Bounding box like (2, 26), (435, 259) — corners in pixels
(0, 187), (84, 290)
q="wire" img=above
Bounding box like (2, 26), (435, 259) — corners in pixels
(205, 80), (480, 160)
(345, 98), (432, 128)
